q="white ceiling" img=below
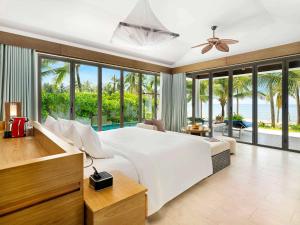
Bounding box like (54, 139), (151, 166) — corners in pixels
(0, 0), (299, 67)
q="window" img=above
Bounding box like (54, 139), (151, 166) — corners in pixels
(39, 55), (160, 130)
(74, 64), (98, 128)
(257, 63), (282, 148)
(124, 71), (140, 127)
(142, 74), (155, 120)
(232, 68), (252, 142)
(102, 68), (121, 130)
(186, 77), (193, 124)
(212, 71), (229, 137)
(40, 58), (70, 121)
(288, 60), (300, 151)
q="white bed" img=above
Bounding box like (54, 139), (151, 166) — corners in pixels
(84, 154), (139, 181)
(98, 127), (213, 215)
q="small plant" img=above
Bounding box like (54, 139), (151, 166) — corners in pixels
(215, 115), (224, 122)
(232, 113), (244, 121)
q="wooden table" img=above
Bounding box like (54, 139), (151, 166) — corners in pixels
(183, 128), (210, 136)
(84, 171), (147, 225)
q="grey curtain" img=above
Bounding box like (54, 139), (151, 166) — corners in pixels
(160, 72), (187, 132)
(170, 73), (187, 132)
(160, 73), (173, 130)
(0, 44), (36, 120)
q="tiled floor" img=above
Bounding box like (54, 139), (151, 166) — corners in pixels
(147, 143), (300, 225)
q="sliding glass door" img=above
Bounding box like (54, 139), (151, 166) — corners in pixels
(102, 67), (121, 130)
(40, 58), (71, 121)
(195, 75), (209, 125)
(212, 71), (229, 137)
(257, 63), (283, 148)
(124, 71), (140, 127)
(186, 77), (193, 124)
(142, 74), (155, 120)
(232, 68), (253, 142)
(74, 63), (98, 128)
(288, 60), (300, 151)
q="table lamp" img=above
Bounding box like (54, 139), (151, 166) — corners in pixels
(4, 102), (21, 131)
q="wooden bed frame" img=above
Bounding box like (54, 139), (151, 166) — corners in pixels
(0, 122), (84, 225)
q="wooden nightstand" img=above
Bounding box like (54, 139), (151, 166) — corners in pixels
(84, 171), (147, 225)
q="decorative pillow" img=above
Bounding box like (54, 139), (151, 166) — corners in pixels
(73, 121), (113, 159)
(136, 123), (157, 130)
(144, 120), (154, 125)
(152, 119), (165, 132)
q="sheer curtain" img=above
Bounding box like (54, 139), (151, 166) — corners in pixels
(159, 72), (173, 130)
(159, 72), (187, 132)
(0, 44), (36, 120)
(170, 73), (187, 132)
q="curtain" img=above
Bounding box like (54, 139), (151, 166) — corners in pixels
(170, 73), (187, 132)
(160, 72), (187, 132)
(0, 45), (36, 120)
(195, 79), (200, 117)
(160, 72), (173, 130)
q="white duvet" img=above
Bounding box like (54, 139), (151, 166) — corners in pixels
(98, 127), (213, 215)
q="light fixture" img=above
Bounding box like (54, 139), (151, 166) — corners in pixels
(111, 0), (179, 46)
(4, 102), (21, 131)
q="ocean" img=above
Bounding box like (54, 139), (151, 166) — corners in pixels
(188, 103), (299, 123)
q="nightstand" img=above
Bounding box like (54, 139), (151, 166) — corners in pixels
(84, 171), (147, 225)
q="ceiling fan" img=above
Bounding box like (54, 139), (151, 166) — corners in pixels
(192, 26), (239, 54)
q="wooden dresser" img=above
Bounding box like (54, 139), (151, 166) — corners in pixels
(0, 122), (84, 225)
(84, 171), (147, 225)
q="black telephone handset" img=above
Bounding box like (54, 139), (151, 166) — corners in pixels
(92, 166), (102, 180)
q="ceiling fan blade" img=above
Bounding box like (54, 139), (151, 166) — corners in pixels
(201, 44), (213, 54)
(219, 39), (239, 44)
(216, 43), (229, 52)
(191, 43), (209, 48)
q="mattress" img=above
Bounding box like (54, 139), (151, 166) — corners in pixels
(84, 154), (139, 182)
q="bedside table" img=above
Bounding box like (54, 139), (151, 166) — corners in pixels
(84, 171), (147, 225)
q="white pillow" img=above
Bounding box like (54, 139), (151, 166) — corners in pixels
(61, 123), (83, 148)
(58, 118), (73, 134)
(44, 116), (62, 136)
(73, 121), (113, 159)
(136, 123), (157, 130)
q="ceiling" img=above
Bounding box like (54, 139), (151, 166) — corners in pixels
(0, 0), (299, 67)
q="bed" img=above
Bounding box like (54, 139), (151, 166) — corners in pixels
(98, 127), (213, 215)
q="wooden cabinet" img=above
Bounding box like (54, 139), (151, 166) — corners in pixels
(84, 171), (147, 225)
(0, 122), (84, 225)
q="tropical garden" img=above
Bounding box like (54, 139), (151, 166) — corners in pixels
(41, 59), (157, 129)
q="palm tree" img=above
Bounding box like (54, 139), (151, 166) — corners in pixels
(233, 76), (252, 114)
(124, 72), (139, 94)
(258, 72), (281, 128)
(213, 78), (229, 118)
(41, 59), (84, 91)
(198, 80), (209, 118)
(289, 70), (300, 125)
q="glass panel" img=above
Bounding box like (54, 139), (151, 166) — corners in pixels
(195, 77), (209, 125)
(257, 63), (282, 148)
(142, 74), (155, 120)
(212, 71), (229, 137)
(74, 64), (98, 129)
(41, 58), (70, 122)
(288, 60), (300, 151)
(102, 68), (121, 130)
(156, 75), (160, 118)
(232, 68), (253, 142)
(186, 77), (193, 124)
(124, 71), (139, 127)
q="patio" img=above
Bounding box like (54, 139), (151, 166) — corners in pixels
(213, 128), (300, 151)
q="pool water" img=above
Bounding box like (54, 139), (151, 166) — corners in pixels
(92, 122), (138, 131)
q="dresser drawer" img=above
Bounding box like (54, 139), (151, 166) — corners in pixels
(0, 190), (83, 225)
